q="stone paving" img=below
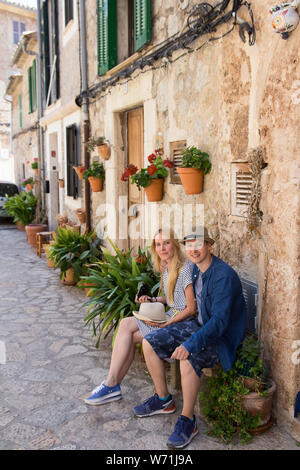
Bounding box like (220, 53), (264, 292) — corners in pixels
(0, 225), (299, 451)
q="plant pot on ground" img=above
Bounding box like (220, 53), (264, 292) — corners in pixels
(25, 224), (48, 247)
(83, 161), (105, 192)
(199, 334), (276, 444)
(177, 146), (212, 194)
(121, 150), (174, 203)
(43, 244), (55, 268)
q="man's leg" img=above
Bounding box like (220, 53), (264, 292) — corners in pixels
(180, 359), (201, 419)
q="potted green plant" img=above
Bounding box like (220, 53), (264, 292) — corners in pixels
(31, 161), (38, 175)
(177, 146), (212, 194)
(3, 191), (37, 230)
(82, 240), (159, 347)
(85, 136), (111, 160)
(21, 177), (36, 191)
(48, 226), (101, 285)
(83, 161), (105, 192)
(200, 334), (276, 444)
(121, 150), (174, 202)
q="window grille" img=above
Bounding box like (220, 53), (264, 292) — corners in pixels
(231, 163), (252, 217)
(170, 140), (186, 184)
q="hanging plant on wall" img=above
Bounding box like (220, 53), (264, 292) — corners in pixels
(83, 161), (105, 192)
(177, 146), (212, 195)
(121, 149), (174, 202)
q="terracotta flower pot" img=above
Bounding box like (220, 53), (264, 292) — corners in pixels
(88, 176), (103, 192)
(97, 143), (110, 160)
(75, 209), (86, 224)
(62, 267), (76, 286)
(144, 178), (164, 202)
(34, 169), (38, 176)
(242, 379), (276, 427)
(25, 224), (48, 247)
(177, 167), (204, 195)
(16, 220), (25, 231)
(26, 184), (34, 191)
(73, 166), (86, 180)
(58, 179), (64, 188)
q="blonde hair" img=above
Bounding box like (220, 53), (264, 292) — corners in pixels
(151, 228), (186, 304)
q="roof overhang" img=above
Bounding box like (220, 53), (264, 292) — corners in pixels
(5, 73), (23, 96)
(10, 31), (37, 68)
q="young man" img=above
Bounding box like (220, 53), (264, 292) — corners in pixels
(133, 227), (247, 449)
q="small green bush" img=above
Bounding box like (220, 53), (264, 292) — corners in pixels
(3, 191), (37, 226)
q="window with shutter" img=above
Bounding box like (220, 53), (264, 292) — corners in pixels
(170, 140), (186, 184)
(18, 93), (22, 129)
(65, 0), (74, 26)
(231, 163), (252, 217)
(66, 124), (81, 199)
(97, 0), (117, 76)
(134, 0), (151, 52)
(32, 59), (37, 112)
(28, 67), (33, 114)
(41, 0), (60, 106)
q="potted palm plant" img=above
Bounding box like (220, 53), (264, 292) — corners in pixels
(121, 150), (174, 202)
(3, 191), (37, 231)
(177, 146), (212, 194)
(48, 227), (101, 285)
(83, 161), (105, 192)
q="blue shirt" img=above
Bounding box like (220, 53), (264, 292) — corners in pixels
(182, 255), (247, 371)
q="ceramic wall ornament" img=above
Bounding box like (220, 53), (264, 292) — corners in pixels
(270, 1), (300, 39)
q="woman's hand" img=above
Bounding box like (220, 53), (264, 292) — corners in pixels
(135, 295), (152, 303)
(143, 320), (168, 328)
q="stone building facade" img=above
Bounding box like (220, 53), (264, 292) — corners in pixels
(83, 0), (300, 440)
(19, 0), (299, 441)
(0, 0), (36, 181)
(6, 32), (39, 187)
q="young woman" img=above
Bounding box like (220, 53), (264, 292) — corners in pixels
(84, 228), (197, 405)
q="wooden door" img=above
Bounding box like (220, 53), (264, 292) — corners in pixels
(127, 107), (144, 252)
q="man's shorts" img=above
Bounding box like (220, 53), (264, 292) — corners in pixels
(144, 317), (219, 378)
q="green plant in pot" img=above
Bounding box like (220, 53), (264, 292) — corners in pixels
(177, 146), (211, 195)
(3, 191), (37, 228)
(49, 227), (102, 285)
(200, 334), (276, 444)
(83, 161), (105, 192)
(121, 150), (174, 202)
(85, 136), (110, 160)
(21, 177), (36, 191)
(81, 240), (159, 347)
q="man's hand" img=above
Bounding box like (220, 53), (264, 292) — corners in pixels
(171, 345), (189, 360)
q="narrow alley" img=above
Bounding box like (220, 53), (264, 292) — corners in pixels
(0, 224), (299, 451)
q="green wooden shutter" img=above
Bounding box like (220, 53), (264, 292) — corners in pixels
(33, 59), (37, 111)
(18, 93), (22, 129)
(97, 0), (117, 76)
(134, 0), (151, 52)
(28, 66), (33, 113)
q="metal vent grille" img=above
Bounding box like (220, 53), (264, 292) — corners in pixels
(241, 278), (258, 333)
(231, 163), (252, 217)
(170, 140), (186, 184)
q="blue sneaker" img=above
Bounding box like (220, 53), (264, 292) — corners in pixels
(167, 415), (198, 449)
(84, 381), (122, 405)
(133, 393), (176, 417)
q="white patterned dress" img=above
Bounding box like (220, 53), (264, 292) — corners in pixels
(135, 262), (194, 337)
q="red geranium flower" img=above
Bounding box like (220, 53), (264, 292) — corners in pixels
(148, 164), (158, 175)
(121, 172), (128, 182)
(148, 153), (156, 164)
(163, 159), (174, 168)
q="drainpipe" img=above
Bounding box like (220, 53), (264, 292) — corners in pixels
(36, 0), (46, 215)
(79, 0), (91, 231)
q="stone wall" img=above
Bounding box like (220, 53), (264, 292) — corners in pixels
(85, 0), (300, 438)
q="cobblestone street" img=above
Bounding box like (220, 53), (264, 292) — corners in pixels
(0, 225), (299, 451)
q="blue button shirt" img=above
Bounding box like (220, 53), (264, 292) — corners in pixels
(183, 255), (247, 371)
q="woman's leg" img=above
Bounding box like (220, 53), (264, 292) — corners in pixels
(179, 359), (201, 419)
(105, 317), (142, 387)
(142, 338), (169, 397)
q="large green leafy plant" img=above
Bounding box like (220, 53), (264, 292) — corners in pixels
(49, 227), (103, 282)
(82, 240), (159, 347)
(200, 335), (267, 444)
(181, 146), (212, 174)
(3, 191), (37, 226)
